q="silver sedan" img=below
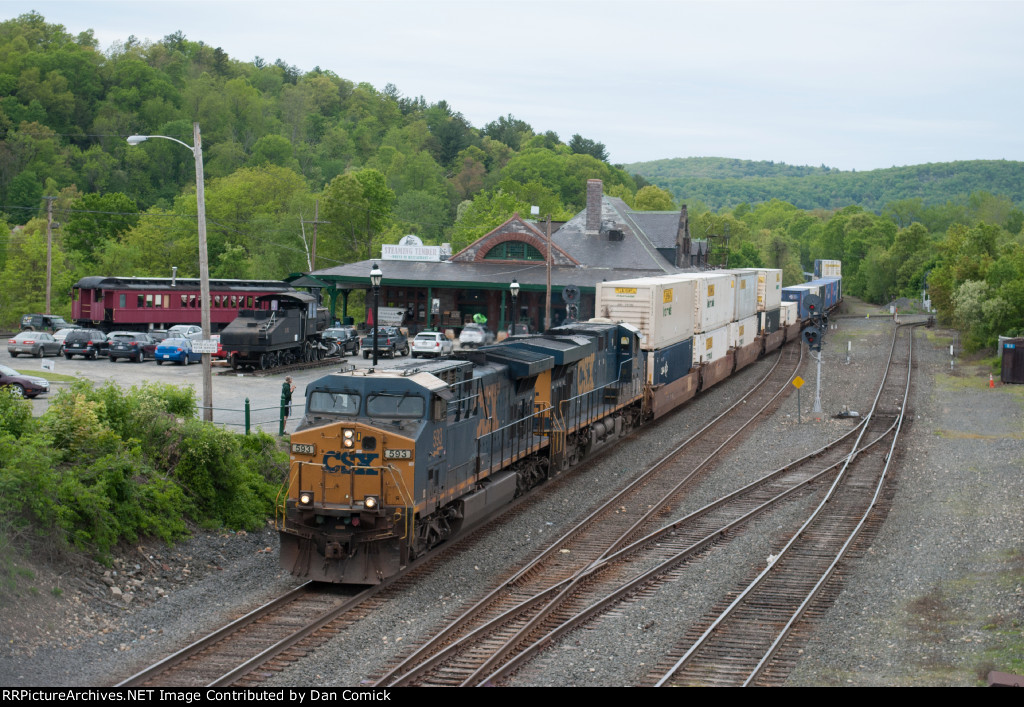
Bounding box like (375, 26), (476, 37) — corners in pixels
(8, 331), (62, 358)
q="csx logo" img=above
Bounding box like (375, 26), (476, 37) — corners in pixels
(323, 451), (379, 475)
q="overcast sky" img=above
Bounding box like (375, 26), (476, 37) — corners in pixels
(6, 0), (1024, 171)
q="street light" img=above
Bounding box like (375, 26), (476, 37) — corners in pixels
(509, 279), (520, 334)
(370, 263), (382, 366)
(127, 123), (213, 422)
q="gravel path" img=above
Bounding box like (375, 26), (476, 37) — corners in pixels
(2, 308), (1020, 687)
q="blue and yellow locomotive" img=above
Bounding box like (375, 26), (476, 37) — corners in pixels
(280, 321), (645, 584)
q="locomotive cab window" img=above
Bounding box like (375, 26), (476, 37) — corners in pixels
(308, 391), (360, 416)
(367, 393), (425, 419)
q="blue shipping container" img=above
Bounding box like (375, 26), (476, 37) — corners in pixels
(647, 337), (693, 386)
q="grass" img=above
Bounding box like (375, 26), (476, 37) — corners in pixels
(10, 368), (80, 383)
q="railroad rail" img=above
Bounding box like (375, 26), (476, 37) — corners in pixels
(370, 342), (806, 687)
(115, 583), (376, 687)
(648, 322), (919, 687)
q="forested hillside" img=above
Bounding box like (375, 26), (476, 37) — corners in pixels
(627, 157), (1024, 213)
(1, 11), (1022, 350)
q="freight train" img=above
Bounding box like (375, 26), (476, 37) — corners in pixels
(279, 266), (841, 584)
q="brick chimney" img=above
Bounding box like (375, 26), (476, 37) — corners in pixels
(675, 204), (691, 268)
(585, 179), (603, 235)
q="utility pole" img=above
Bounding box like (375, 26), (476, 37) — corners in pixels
(44, 196), (56, 314)
(545, 215), (552, 330)
(300, 200), (329, 271)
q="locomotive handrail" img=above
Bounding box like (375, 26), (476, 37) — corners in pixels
(476, 404), (554, 478)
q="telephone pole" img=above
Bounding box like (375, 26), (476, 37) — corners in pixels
(44, 196), (56, 314)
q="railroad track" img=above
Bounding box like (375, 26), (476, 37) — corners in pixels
(370, 342), (807, 686)
(647, 322), (919, 687)
(115, 582), (378, 687)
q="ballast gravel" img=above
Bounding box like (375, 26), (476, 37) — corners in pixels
(2, 309), (1021, 687)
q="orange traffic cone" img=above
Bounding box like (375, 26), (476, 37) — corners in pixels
(989, 374), (995, 388)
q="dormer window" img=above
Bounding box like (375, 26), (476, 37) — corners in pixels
(484, 241), (544, 261)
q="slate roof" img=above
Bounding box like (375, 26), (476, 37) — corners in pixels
(307, 187), (702, 292)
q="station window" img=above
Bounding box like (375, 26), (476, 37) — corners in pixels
(119, 294), (126, 308)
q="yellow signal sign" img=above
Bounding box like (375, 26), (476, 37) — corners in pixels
(792, 376), (805, 389)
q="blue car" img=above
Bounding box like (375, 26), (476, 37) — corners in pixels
(154, 338), (202, 365)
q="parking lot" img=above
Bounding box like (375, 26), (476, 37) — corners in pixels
(17, 351), (391, 435)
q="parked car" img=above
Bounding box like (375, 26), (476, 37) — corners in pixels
(148, 329), (171, 343)
(322, 327), (360, 356)
(20, 313), (72, 332)
(459, 323), (495, 349)
(107, 331), (158, 363)
(168, 324), (203, 341)
(0, 364), (50, 398)
(411, 331), (453, 358)
(63, 328), (110, 359)
(52, 327), (79, 354)
(8, 331), (61, 358)
(360, 327), (409, 359)
(154, 338), (202, 365)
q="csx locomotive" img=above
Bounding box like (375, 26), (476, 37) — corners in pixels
(280, 321), (646, 584)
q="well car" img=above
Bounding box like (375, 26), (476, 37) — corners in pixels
(8, 331), (61, 358)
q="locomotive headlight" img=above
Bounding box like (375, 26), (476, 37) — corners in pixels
(298, 491), (314, 509)
(364, 495), (379, 510)
(343, 429), (355, 448)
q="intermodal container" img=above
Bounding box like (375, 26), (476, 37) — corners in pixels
(728, 315), (760, 348)
(647, 337), (694, 386)
(814, 259), (842, 278)
(675, 273), (735, 334)
(780, 301), (798, 326)
(596, 276), (696, 351)
(760, 308), (782, 334)
(722, 270), (759, 320)
(732, 268), (783, 311)
(693, 324), (730, 366)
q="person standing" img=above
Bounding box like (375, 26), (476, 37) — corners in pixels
(282, 376), (296, 426)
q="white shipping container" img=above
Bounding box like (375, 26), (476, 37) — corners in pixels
(693, 324), (730, 365)
(780, 301), (798, 326)
(675, 273), (735, 333)
(817, 259), (842, 277)
(722, 270), (759, 320)
(728, 315), (760, 348)
(597, 276), (695, 351)
(733, 268), (783, 311)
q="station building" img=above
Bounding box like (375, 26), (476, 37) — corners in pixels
(297, 179), (709, 335)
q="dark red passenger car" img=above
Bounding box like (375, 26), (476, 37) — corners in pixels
(71, 277), (293, 332)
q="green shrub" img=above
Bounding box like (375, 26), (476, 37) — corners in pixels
(0, 389), (33, 438)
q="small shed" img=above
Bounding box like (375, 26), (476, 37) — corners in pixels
(1000, 337), (1024, 384)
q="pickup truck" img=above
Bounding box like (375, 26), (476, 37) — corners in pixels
(360, 326), (409, 359)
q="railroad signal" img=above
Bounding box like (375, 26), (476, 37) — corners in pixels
(803, 325), (824, 351)
(804, 293), (824, 321)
